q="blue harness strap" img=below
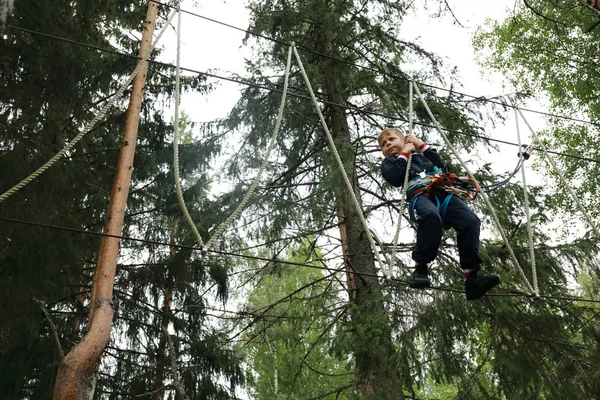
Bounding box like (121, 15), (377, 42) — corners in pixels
(407, 166), (454, 226)
(408, 192), (454, 226)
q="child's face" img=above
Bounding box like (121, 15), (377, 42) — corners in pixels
(378, 130), (404, 157)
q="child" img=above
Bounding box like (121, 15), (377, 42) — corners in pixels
(378, 128), (499, 300)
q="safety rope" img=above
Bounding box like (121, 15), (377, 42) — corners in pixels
(203, 45), (294, 251)
(412, 83), (535, 294)
(291, 44), (386, 274)
(516, 108), (600, 239)
(514, 107), (539, 295)
(388, 81), (415, 277)
(0, 8), (178, 205)
(172, 4), (206, 250)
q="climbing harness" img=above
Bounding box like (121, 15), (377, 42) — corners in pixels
(406, 166), (480, 224)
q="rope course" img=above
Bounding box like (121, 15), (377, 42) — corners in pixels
(2, 216), (600, 305)
(3, 3), (599, 303)
(6, 25), (600, 165)
(0, 9), (178, 204)
(148, 0), (600, 130)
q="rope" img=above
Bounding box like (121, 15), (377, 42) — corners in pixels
(388, 81), (415, 276)
(8, 24), (600, 165)
(0, 8), (178, 204)
(4, 215), (600, 304)
(412, 83), (535, 294)
(291, 44), (386, 274)
(516, 108), (600, 239)
(172, 5), (205, 250)
(203, 44), (294, 250)
(514, 107), (539, 295)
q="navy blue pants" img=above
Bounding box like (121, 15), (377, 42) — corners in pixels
(411, 193), (482, 269)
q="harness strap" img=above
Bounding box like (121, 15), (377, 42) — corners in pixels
(408, 192), (455, 225)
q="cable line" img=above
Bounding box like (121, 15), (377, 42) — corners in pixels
(204, 44), (293, 251)
(149, 0), (600, 129)
(7, 25), (600, 165)
(2, 216), (600, 305)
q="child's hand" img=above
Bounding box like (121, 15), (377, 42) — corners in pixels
(403, 142), (416, 154)
(404, 134), (424, 148)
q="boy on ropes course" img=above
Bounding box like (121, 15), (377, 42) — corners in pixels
(378, 128), (499, 300)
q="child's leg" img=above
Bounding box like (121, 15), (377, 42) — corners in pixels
(443, 195), (482, 270)
(412, 196), (443, 265)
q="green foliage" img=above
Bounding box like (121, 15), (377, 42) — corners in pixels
(474, 0), (600, 226)
(240, 241), (353, 399)
(0, 1), (242, 398)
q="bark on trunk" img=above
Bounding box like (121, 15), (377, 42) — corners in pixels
(0, 0), (14, 30)
(52, 2), (159, 398)
(317, 32), (404, 400)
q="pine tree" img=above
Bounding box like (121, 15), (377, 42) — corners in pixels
(0, 1), (243, 398)
(220, 1), (600, 397)
(241, 242), (352, 399)
(221, 1), (504, 397)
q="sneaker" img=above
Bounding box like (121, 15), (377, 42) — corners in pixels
(465, 274), (500, 300)
(410, 265), (431, 289)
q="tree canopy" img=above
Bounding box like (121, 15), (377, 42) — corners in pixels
(2, 1), (600, 399)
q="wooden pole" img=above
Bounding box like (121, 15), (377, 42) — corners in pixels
(53, 2), (159, 398)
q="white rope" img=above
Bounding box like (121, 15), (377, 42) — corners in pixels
(412, 83), (535, 294)
(514, 107), (539, 295)
(291, 44), (386, 274)
(172, 4), (206, 250)
(516, 108), (600, 239)
(203, 44), (294, 250)
(0, 8), (178, 204)
(388, 81), (415, 276)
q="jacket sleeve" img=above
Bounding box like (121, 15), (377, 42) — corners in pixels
(381, 156), (408, 187)
(420, 144), (444, 169)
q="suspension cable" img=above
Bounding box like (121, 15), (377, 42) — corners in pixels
(291, 44), (386, 274)
(514, 106), (539, 295)
(388, 81), (415, 277)
(516, 108), (600, 238)
(204, 45), (294, 251)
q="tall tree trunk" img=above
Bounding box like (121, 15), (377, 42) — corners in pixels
(320, 53), (404, 400)
(0, 0), (14, 30)
(337, 207), (356, 299)
(53, 2), (159, 398)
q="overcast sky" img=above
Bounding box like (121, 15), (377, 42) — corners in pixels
(164, 0), (527, 122)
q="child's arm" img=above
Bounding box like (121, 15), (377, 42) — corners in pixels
(405, 135), (444, 168)
(381, 155), (409, 187)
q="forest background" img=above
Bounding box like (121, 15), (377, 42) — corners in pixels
(2, 0), (600, 399)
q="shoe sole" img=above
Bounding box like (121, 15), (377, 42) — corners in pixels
(466, 276), (500, 300)
(410, 279), (431, 289)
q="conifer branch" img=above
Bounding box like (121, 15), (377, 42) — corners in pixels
(34, 299), (64, 360)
